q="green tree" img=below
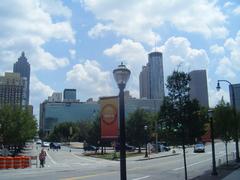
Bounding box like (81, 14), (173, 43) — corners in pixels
(126, 109), (152, 152)
(48, 122), (79, 142)
(0, 105), (37, 151)
(213, 100), (234, 165)
(159, 71), (207, 145)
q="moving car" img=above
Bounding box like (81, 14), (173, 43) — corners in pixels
(42, 141), (50, 147)
(36, 139), (42, 144)
(155, 142), (171, 152)
(194, 143), (205, 153)
(50, 142), (61, 149)
(115, 144), (135, 152)
(84, 145), (99, 151)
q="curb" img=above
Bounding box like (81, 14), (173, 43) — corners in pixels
(136, 153), (180, 161)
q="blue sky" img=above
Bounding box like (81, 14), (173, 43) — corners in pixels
(0, 0), (240, 119)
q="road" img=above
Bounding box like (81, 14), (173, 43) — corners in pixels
(0, 141), (236, 180)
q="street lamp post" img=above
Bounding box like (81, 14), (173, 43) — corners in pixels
(113, 63), (131, 180)
(208, 109), (218, 176)
(144, 125), (148, 158)
(217, 80), (240, 162)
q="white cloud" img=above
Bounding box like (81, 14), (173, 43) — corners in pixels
(233, 6), (240, 15)
(88, 23), (111, 38)
(69, 49), (76, 59)
(104, 37), (209, 98)
(215, 57), (235, 79)
(30, 75), (54, 117)
(66, 60), (114, 100)
(210, 44), (225, 55)
(224, 1), (234, 8)
(104, 39), (148, 97)
(0, 0), (74, 72)
(83, 0), (228, 44)
(213, 30), (240, 81)
(39, 0), (72, 18)
(159, 37), (209, 76)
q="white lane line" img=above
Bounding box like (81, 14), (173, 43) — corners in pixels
(132, 175), (151, 180)
(46, 151), (57, 164)
(173, 154), (225, 171)
(71, 153), (96, 162)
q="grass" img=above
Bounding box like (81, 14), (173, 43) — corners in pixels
(84, 151), (144, 160)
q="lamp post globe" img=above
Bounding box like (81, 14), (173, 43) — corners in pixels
(113, 62), (130, 180)
(216, 82), (221, 91)
(113, 62), (131, 88)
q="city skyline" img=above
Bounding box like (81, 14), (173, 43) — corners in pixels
(0, 0), (239, 117)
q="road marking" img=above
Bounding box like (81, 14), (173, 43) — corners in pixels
(46, 151), (57, 164)
(173, 154), (225, 171)
(71, 153), (97, 162)
(62, 171), (117, 180)
(132, 175), (150, 180)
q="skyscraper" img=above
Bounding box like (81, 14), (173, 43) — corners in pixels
(139, 52), (164, 100)
(229, 84), (240, 112)
(13, 52), (30, 105)
(63, 89), (77, 101)
(0, 72), (26, 107)
(139, 65), (149, 98)
(189, 70), (209, 108)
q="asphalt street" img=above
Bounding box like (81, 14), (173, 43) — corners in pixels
(0, 141), (236, 180)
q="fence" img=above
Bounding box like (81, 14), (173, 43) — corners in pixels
(0, 156), (31, 170)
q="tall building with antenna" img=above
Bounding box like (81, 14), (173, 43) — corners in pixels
(139, 51), (164, 100)
(13, 52), (30, 105)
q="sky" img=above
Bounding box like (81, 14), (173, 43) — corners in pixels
(0, 0), (240, 119)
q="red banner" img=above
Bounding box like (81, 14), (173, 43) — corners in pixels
(100, 96), (118, 139)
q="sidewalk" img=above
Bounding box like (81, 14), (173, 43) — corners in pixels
(222, 166), (240, 180)
(127, 148), (181, 161)
(191, 161), (240, 180)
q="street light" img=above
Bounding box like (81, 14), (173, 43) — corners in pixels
(144, 125), (148, 158)
(113, 62), (131, 180)
(208, 109), (218, 176)
(216, 80), (240, 162)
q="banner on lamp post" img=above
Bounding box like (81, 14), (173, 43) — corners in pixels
(100, 96), (118, 139)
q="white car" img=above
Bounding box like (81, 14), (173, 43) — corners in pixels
(42, 142), (50, 147)
(194, 143), (205, 153)
(36, 139), (42, 144)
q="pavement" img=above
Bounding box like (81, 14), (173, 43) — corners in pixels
(1, 142), (240, 180)
(223, 168), (240, 180)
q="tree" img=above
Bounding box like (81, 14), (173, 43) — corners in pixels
(126, 109), (152, 152)
(48, 122), (79, 142)
(213, 100), (234, 165)
(159, 71), (207, 145)
(0, 105), (37, 151)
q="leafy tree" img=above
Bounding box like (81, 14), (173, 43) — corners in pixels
(48, 122), (79, 142)
(213, 100), (234, 165)
(86, 116), (100, 146)
(0, 105), (37, 151)
(126, 109), (152, 152)
(159, 71), (207, 145)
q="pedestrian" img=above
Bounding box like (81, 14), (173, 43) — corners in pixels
(39, 148), (47, 168)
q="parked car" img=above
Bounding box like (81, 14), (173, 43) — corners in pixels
(84, 145), (99, 151)
(154, 142), (170, 152)
(115, 144), (135, 152)
(194, 143), (205, 153)
(50, 142), (61, 149)
(36, 139), (42, 144)
(42, 141), (50, 147)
